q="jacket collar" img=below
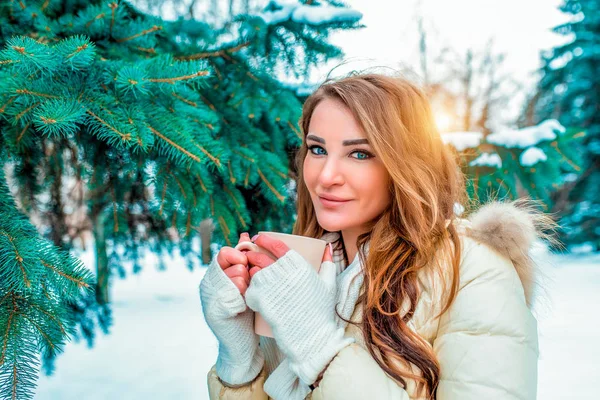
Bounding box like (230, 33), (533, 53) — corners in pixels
(318, 200), (548, 307)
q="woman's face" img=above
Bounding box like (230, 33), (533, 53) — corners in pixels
(303, 97), (392, 234)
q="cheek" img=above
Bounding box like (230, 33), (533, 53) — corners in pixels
(361, 169), (391, 207)
(302, 156), (315, 189)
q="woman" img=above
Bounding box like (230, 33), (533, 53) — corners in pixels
(199, 73), (555, 399)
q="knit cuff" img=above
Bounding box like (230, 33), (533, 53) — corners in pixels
(216, 346), (265, 386)
(263, 359), (312, 400)
(288, 328), (355, 385)
(201, 254), (248, 318)
(251, 249), (313, 286)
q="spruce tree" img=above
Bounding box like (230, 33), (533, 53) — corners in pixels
(0, 0), (363, 398)
(442, 119), (584, 214)
(528, 0), (600, 250)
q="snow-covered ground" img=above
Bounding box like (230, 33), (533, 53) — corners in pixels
(35, 247), (600, 399)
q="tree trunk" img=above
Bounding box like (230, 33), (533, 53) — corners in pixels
(199, 218), (215, 265)
(93, 211), (110, 305)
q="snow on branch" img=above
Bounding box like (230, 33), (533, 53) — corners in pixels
(258, 0), (363, 26)
(487, 119), (566, 148)
(469, 152), (503, 168)
(441, 131), (483, 151)
(520, 146), (548, 166)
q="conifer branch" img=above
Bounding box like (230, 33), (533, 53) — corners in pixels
(178, 41), (251, 61)
(15, 101), (40, 122)
(0, 230), (31, 287)
(222, 185), (247, 228)
(16, 122), (30, 143)
(198, 94), (216, 111)
(28, 301), (66, 335)
(193, 143), (221, 167)
(551, 141), (580, 171)
(109, 2), (118, 35)
(85, 13), (106, 29)
(147, 124), (201, 162)
(171, 92), (197, 107)
(86, 110), (131, 141)
(20, 314), (55, 351)
(0, 97), (15, 113)
(16, 89), (59, 99)
(268, 165), (287, 179)
(146, 70), (208, 84)
(195, 174), (207, 193)
(66, 43), (89, 59)
(0, 295), (15, 366)
(172, 174), (187, 199)
(256, 168), (285, 202)
(227, 161), (235, 184)
(232, 149), (255, 163)
(217, 215), (232, 247)
(134, 46), (156, 54)
(287, 121), (302, 139)
(39, 260), (90, 289)
(115, 25), (163, 43)
(244, 166), (251, 187)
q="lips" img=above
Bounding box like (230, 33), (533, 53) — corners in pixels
(319, 196), (351, 207)
(318, 194), (350, 202)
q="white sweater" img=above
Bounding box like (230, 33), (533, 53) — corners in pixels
(257, 231), (366, 399)
(202, 230), (366, 399)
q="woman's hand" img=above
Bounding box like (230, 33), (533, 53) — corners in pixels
(244, 235), (353, 386)
(245, 234), (333, 276)
(198, 231), (265, 386)
(216, 232), (252, 295)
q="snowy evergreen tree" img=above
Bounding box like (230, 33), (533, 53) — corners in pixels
(527, 0), (600, 250)
(442, 119), (583, 215)
(0, 0), (362, 398)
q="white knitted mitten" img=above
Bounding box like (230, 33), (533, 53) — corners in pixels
(244, 249), (355, 385)
(199, 254), (264, 385)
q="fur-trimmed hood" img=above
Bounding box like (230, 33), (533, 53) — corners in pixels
(321, 199), (556, 308)
(462, 199), (556, 307)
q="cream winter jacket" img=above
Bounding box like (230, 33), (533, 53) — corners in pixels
(205, 201), (543, 399)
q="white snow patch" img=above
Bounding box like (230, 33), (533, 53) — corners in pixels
(487, 119), (565, 149)
(520, 146), (548, 166)
(258, 0), (362, 26)
(33, 242), (600, 400)
(469, 152), (502, 168)
(441, 131), (483, 151)
(454, 202), (465, 216)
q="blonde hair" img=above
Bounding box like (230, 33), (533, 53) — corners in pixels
(292, 73), (468, 398)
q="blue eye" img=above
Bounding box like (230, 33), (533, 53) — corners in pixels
(307, 145), (374, 160)
(308, 145), (326, 156)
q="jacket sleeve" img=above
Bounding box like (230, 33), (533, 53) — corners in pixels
(433, 238), (539, 400)
(207, 364), (269, 400)
(310, 343), (410, 400)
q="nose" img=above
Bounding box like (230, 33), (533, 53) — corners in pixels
(318, 158), (344, 187)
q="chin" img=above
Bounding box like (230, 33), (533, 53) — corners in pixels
(315, 215), (348, 232)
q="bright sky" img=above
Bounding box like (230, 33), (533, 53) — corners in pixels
(314, 0), (570, 128)
(158, 0), (571, 129)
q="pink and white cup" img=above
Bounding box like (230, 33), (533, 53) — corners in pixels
(234, 231), (328, 337)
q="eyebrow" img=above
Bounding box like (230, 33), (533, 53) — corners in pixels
(306, 134), (369, 146)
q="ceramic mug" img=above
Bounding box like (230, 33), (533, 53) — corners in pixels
(235, 231), (328, 337)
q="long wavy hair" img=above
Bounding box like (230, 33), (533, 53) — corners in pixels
(291, 73), (468, 398)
